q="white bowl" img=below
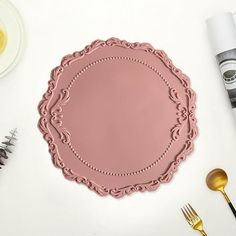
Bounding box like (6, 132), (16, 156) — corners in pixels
(0, 0), (24, 78)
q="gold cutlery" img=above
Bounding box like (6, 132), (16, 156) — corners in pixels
(206, 168), (236, 218)
(181, 204), (207, 235)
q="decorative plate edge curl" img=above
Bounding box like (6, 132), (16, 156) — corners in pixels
(50, 89), (71, 144)
(38, 37), (198, 198)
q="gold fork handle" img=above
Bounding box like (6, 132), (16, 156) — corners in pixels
(200, 230), (207, 236)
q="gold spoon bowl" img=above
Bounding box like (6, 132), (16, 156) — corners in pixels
(206, 168), (236, 218)
(206, 168), (230, 202)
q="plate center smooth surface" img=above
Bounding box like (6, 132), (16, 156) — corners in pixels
(63, 57), (177, 174)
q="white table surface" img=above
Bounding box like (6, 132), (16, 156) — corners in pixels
(1, 0), (236, 235)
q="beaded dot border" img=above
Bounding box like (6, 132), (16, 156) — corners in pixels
(68, 140), (173, 177)
(67, 56), (171, 90)
(65, 56), (176, 176)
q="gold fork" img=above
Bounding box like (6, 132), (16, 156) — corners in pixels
(181, 204), (207, 236)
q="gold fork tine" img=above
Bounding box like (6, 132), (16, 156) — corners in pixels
(188, 203), (198, 216)
(186, 204), (195, 219)
(181, 208), (190, 223)
(183, 205), (192, 220)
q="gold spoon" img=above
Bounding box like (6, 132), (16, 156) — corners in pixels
(206, 168), (236, 218)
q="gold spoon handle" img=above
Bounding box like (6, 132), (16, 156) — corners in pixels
(222, 190), (230, 203)
(222, 190), (236, 218)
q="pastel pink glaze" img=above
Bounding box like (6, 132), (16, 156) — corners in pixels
(38, 38), (198, 198)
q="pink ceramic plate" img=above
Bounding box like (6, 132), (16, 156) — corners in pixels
(38, 38), (197, 198)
